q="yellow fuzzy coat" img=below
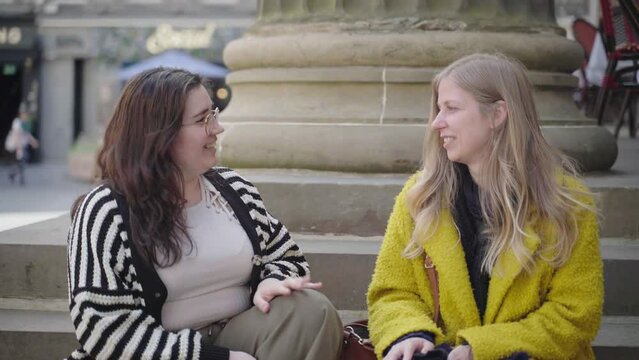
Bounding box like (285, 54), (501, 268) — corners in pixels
(367, 175), (603, 360)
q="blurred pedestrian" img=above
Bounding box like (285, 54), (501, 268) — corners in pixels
(7, 109), (39, 185)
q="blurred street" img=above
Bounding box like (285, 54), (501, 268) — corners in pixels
(0, 163), (92, 232)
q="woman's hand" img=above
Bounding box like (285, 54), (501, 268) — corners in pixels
(253, 276), (322, 313)
(448, 345), (473, 360)
(383, 337), (434, 360)
(229, 350), (256, 360)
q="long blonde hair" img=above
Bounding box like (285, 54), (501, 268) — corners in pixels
(406, 53), (594, 274)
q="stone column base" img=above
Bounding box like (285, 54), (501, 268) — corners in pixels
(220, 66), (617, 172)
(219, 122), (617, 173)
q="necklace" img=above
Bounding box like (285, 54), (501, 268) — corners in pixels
(200, 176), (238, 222)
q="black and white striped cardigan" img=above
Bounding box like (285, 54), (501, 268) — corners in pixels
(65, 167), (309, 360)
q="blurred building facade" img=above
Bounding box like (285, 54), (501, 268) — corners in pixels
(556, 0), (599, 38)
(0, 0), (256, 163)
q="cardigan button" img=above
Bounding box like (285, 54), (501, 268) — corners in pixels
(154, 292), (161, 298)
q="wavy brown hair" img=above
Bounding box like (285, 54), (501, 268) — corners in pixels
(405, 54), (595, 274)
(93, 68), (203, 267)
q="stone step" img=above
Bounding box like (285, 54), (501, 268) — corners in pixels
(237, 168), (639, 239)
(1, 220), (638, 316)
(0, 299), (636, 360)
(593, 316), (639, 359)
(0, 217), (69, 300)
(300, 235), (639, 315)
(339, 312), (639, 359)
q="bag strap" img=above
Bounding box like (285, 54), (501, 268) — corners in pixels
(424, 254), (441, 327)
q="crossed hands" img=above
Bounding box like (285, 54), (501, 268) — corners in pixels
(383, 338), (473, 360)
(252, 276), (322, 313)
(383, 337), (434, 360)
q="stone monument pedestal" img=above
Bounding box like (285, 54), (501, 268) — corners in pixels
(220, 1), (617, 172)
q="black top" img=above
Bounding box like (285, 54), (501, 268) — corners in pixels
(453, 164), (490, 322)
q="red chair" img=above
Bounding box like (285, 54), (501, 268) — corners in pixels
(572, 18), (598, 108)
(594, 0), (639, 138)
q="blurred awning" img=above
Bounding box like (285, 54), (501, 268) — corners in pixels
(118, 50), (229, 80)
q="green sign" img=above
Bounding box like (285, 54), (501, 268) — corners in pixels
(2, 63), (17, 76)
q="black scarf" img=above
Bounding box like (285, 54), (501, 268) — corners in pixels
(452, 164), (490, 321)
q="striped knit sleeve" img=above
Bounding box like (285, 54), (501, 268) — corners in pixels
(216, 168), (310, 280)
(66, 186), (228, 360)
(260, 206), (310, 280)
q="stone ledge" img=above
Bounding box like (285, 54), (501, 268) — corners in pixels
(594, 316), (639, 347)
(218, 123), (617, 173)
(0, 305), (635, 354)
(227, 67), (578, 87)
(224, 31), (581, 72)
(1, 213), (638, 313)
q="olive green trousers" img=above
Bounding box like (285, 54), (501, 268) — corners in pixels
(202, 289), (343, 360)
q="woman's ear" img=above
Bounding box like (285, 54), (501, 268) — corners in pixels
(491, 100), (507, 128)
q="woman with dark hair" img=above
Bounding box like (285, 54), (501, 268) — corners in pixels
(66, 68), (342, 360)
(367, 54), (603, 360)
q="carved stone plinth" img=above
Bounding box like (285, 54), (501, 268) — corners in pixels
(220, 0), (617, 172)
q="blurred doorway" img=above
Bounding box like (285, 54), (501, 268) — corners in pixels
(0, 63), (23, 163)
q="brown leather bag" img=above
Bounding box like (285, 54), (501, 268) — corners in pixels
(341, 255), (440, 360)
(341, 319), (375, 360)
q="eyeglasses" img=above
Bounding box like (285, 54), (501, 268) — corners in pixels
(182, 107), (220, 136)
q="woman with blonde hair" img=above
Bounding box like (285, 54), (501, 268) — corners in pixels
(367, 53), (602, 360)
